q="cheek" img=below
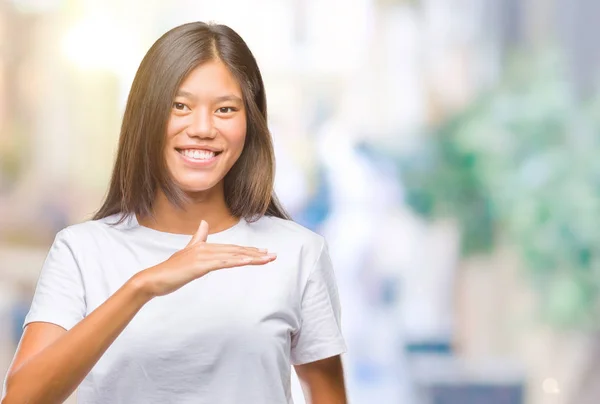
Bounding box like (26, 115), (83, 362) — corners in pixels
(166, 116), (188, 139)
(221, 118), (247, 154)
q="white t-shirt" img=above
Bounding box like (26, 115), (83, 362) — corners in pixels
(24, 213), (346, 404)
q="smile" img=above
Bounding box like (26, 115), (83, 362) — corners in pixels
(176, 148), (222, 167)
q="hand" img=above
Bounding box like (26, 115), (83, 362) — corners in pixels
(133, 220), (276, 297)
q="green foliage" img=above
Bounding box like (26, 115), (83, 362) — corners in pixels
(399, 52), (600, 329)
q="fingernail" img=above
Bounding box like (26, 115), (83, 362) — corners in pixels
(243, 257), (253, 262)
(258, 248), (268, 253)
(264, 253), (277, 258)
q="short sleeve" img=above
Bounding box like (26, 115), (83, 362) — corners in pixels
(291, 240), (347, 365)
(24, 229), (86, 331)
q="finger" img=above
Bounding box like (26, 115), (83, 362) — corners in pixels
(205, 243), (267, 252)
(200, 244), (269, 256)
(203, 252), (275, 262)
(188, 220), (209, 246)
(204, 254), (277, 272)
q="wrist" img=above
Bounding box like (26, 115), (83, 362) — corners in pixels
(125, 272), (156, 304)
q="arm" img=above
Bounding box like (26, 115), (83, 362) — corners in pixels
(2, 221), (274, 404)
(2, 278), (150, 404)
(294, 355), (347, 404)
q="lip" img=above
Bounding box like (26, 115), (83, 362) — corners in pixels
(176, 149), (221, 168)
(175, 145), (223, 153)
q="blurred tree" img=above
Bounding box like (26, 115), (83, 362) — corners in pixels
(398, 51), (600, 330)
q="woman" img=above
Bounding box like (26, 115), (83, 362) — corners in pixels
(2, 22), (347, 404)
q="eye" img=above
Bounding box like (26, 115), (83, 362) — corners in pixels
(173, 102), (189, 111)
(216, 107), (237, 114)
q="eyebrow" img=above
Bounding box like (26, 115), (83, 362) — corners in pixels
(214, 94), (243, 103)
(175, 90), (197, 100)
(175, 91), (242, 104)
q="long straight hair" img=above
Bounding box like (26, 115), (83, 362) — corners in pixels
(93, 22), (289, 222)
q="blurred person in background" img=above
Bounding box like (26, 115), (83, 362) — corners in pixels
(1, 22), (347, 404)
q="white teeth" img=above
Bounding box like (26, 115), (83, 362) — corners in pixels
(181, 149), (216, 160)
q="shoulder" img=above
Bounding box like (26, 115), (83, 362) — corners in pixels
(248, 216), (325, 253)
(56, 213), (130, 247)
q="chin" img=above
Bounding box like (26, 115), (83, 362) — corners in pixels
(175, 178), (222, 194)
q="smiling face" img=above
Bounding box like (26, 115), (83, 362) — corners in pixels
(165, 59), (247, 194)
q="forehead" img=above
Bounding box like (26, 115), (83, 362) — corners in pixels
(178, 60), (242, 97)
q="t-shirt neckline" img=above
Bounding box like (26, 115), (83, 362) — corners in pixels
(126, 214), (247, 243)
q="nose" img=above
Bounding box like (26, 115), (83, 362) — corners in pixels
(186, 108), (216, 139)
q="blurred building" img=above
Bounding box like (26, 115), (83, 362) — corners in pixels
(1, 1), (599, 403)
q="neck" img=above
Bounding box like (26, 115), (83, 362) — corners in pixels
(137, 184), (239, 235)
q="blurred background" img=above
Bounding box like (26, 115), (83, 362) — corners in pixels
(1, 0), (599, 403)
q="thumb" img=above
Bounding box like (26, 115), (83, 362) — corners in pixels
(187, 220), (209, 246)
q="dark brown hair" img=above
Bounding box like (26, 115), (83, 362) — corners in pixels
(93, 22), (289, 222)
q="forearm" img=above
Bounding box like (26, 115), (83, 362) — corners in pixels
(3, 277), (152, 404)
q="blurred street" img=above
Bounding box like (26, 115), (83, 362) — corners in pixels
(2, 1), (600, 403)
